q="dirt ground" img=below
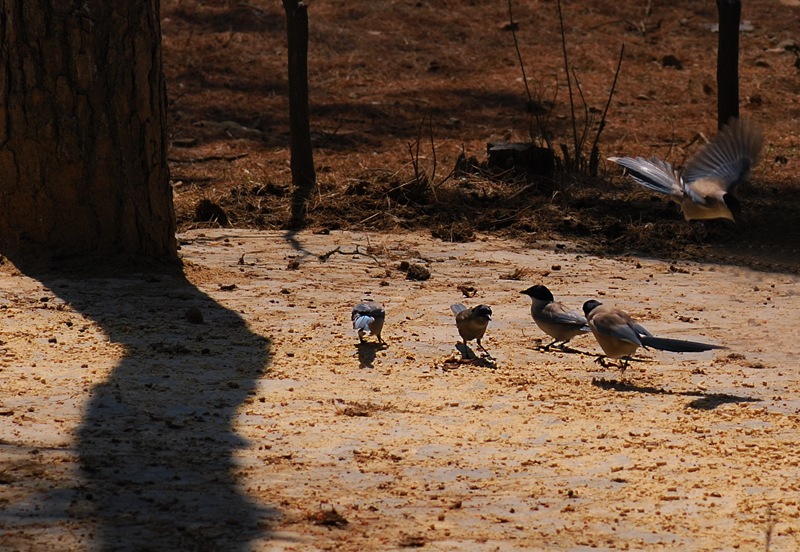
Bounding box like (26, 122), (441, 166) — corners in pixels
(162, 0), (800, 269)
(2, 0), (800, 550)
(1, 229), (799, 550)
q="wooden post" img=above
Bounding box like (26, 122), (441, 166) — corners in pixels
(282, 0), (317, 229)
(716, 0), (741, 128)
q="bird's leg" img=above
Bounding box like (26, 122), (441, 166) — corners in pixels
(594, 356), (609, 368)
(537, 338), (557, 352)
(477, 340), (493, 360)
(558, 340), (582, 354)
(618, 357), (630, 377)
(461, 339), (474, 360)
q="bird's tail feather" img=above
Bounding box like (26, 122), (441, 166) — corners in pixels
(608, 156), (683, 198)
(353, 315), (374, 333)
(450, 304), (467, 315)
(641, 336), (726, 353)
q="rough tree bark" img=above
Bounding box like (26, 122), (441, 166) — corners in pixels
(716, 0), (741, 128)
(282, 0), (316, 230)
(0, 1), (176, 260)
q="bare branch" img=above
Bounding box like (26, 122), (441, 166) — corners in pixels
(589, 44), (625, 176)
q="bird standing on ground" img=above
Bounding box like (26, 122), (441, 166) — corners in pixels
(608, 118), (763, 221)
(520, 284), (590, 350)
(451, 303), (493, 358)
(582, 300), (726, 371)
(351, 300), (386, 345)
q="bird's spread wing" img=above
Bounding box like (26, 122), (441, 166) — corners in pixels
(543, 302), (589, 328)
(682, 118), (763, 193)
(608, 156), (683, 198)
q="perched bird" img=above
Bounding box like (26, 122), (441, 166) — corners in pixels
(451, 303), (493, 358)
(608, 118), (763, 221)
(582, 300), (726, 371)
(520, 284), (590, 350)
(351, 300), (386, 345)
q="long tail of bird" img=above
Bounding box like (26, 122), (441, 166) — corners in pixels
(450, 303), (467, 315)
(608, 156), (683, 198)
(640, 336), (726, 353)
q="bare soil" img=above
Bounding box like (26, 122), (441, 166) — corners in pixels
(163, 0), (800, 270)
(2, 229), (800, 551)
(2, 1), (800, 550)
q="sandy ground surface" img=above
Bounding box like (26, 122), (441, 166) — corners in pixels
(1, 229), (799, 551)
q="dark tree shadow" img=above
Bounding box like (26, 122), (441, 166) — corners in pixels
(7, 257), (277, 551)
(591, 377), (761, 410)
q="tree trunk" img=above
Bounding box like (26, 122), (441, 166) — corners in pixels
(716, 0), (741, 128)
(282, 0), (316, 230)
(0, 1), (176, 260)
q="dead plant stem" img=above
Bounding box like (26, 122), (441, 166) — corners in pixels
(589, 43), (625, 176)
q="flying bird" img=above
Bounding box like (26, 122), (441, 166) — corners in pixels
(520, 284), (590, 350)
(608, 118), (763, 221)
(582, 300), (726, 371)
(451, 303), (493, 359)
(351, 300), (386, 345)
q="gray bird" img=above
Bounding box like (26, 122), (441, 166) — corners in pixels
(351, 300), (386, 344)
(451, 303), (493, 358)
(520, 284), (590, 350)
(608, 118), (763, 221)
(582, 300), (726, 371)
